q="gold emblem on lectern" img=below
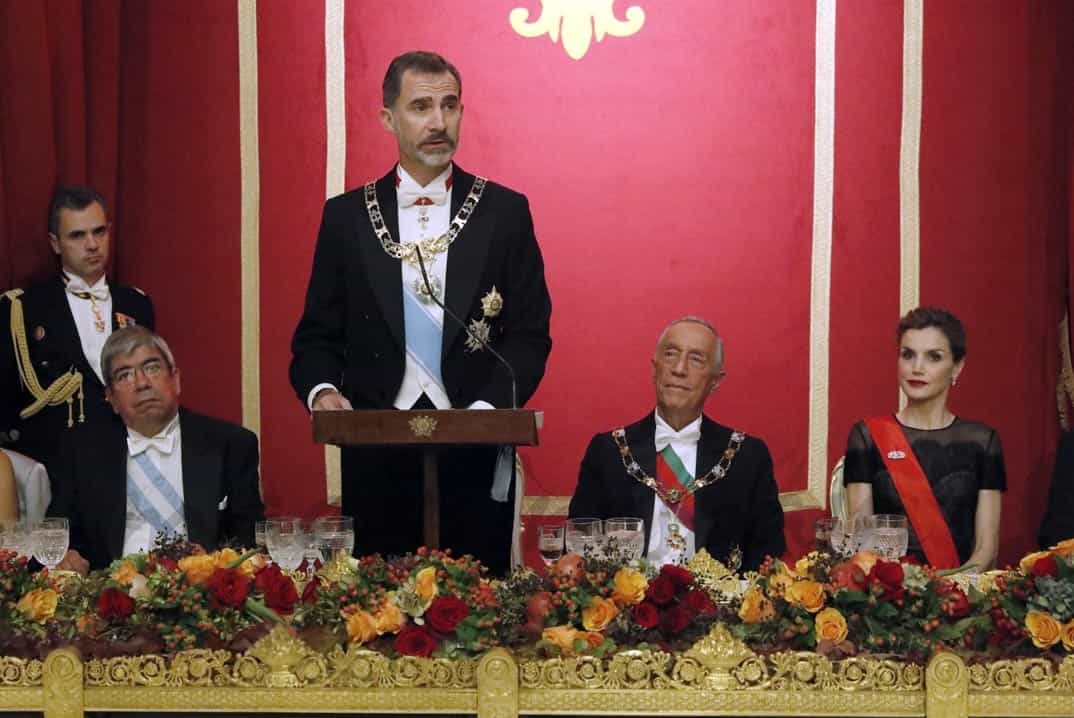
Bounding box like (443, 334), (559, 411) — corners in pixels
(409, 415), (438, 437)
(510, 1), (646, 61)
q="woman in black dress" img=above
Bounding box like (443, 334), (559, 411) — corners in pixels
(843, 307), (1004, 569)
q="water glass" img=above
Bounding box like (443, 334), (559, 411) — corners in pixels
(565, 517), (604, 557)
(865, 514), (909, 561)
(32, 518), (69, 570)
(537, 525), (565, 567)
(254, 520), (268, 550)
(264, 517), (307, 571)
(604, 517), (645, 560)
(0, 519), (33, 557)
(312, 515), (355, 562)
(814, 517), (838, 554)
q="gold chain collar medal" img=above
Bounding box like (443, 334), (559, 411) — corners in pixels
(611, 428), (746, 505)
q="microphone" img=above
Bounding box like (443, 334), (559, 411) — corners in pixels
(414, 247), (518, 409)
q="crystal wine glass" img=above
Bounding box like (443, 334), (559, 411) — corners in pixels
(32, 518), (69, 570)
(0, 519), (33, 557)
(312, 515), (355, 562)
(254, 520), (268, 551)
(603, 517), (645, 560)
(264, 517), (307, 571)
(565, 517), (604, 558)
(537, 525), (565, 567)
(865, 514), (909, 561)
(829, 515), (866, 558)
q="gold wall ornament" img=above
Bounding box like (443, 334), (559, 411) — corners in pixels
(509, 0), (645, 61)
(409, 414), (438, 437)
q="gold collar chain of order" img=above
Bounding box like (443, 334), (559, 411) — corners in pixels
(365, 176), (488, 266)
(611, 428), (746, 505)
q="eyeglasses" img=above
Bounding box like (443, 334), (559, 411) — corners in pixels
(111, 359), (168, 387)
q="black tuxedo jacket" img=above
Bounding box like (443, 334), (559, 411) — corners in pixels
(1040, 430), (1074, 549)
(47, 408), (263, 569)
(569, 412), (786, 571)
(290, 165), (552, 410)
(0, 275), (154, 466)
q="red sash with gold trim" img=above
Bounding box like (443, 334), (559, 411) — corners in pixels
(655, 452), (696, 531)
(864, 416), (961, 568)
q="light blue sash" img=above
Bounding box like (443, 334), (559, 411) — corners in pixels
(402, 285), (446, 391)
(128, 453), (186, 535)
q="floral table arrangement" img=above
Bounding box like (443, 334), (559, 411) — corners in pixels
(2, 534), (1074, 664)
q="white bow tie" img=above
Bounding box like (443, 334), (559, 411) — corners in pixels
(64, 277), (110, 301)
(398, 185), (448, 208)
(128, 433), (176, 456)
(655, 423), (701, 452)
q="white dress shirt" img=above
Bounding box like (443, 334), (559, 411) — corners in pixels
(62, 272), (112, 384)
(647, 411), (700, 566)
(122, 414), (185, 555)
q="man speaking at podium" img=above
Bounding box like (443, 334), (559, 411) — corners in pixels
(290, 51), (552, 574)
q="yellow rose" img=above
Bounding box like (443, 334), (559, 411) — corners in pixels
(111, 561), (139, 586)
(1019, 550), (1052, 574)
(767, 570), (795, 599)
(582, 596), (619, 632)
(1048, 538), (1074, 558)
(178, 554), (217, 585)
(814, 607), (848, 643)
(786, 580), (827, 613)
(374, 600), (407, 635)
(738, 588), (775, 624)
(1025, 610), (1062, 649)
(344, 607), (379, 645)
(16, 588), (58, 623)
(1062, 620), (1074, 652)
(611, 568), (648, 606)
(414, 566), (438, 606)
(542, 625), (580, 655)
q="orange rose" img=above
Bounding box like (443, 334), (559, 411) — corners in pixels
(344, 607), (379, 645)
(580, 631), (605, 649)
(1048, 539), (1074, 558)
(211, 548), (258, 577)
(851, 550), (880, 576)
(786, 580), (827, 613)
(582, 596), (619, 632)
(16, 588), (58, 623)
(542, 625), (580, 655)
(1062, 620), (1074, 652)
(178, 554), (217, 585)
(738, 588), (775, 624)
(414, 566), (438, 606)
(111, 561), (139, 586)
(814, 607), (848, 643)
(611, 568), (648, 606)
(374, 600), (407, 635)
(1019, 550), (1052, 574)
(1025, 610), (1062, 649)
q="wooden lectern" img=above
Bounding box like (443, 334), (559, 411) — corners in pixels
(312, 409), (539, 549)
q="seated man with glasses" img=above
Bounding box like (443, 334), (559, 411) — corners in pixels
(48, 326), (263, 572)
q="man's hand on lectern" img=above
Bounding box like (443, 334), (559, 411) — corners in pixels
(312, 389), (354, 411)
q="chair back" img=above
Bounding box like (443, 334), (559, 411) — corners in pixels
(829, 455), (848, 521)
(2, 449), (51, 522)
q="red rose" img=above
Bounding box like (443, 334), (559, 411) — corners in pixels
(645, 575), (677, 606)
(660, 564), (695, 589)
(97, 587), (135, 622)
(396, 625), (439, 657)
(867, 560), (905, 601)
(632, 601), (660, 629)
(207, 567), (250, 609)
(302, 576), (321, 605)
(659, 603), (694, 635)
(263, 575), (299, 615)
(683, 589), (717, 616)
(1031, 554), (1059, 578)
(425, 596), (470, 635)
(254, 564), (285, 592)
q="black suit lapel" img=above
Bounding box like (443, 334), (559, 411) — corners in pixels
(694, 416), (730, 540)
(354, 170), (406, 350)
(443, 168), (493, 353)
(179, 411), (222, 549)
(624, 413), (659, 549)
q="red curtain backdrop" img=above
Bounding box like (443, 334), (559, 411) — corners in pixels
(2, 1), (1072, 567)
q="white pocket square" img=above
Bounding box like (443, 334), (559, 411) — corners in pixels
(217, 495), (229, 511)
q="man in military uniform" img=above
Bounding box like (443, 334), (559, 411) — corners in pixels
(0, 186), (154, 471)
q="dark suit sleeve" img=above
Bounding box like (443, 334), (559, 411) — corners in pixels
(220, 425), (263, 548)
(568, 435), (606, 519)
(740, 439), (786, 571)
(289, 198), (349, 406)
(474, 194), (552, 409)
(1039, 431), (1074, 549)
(45, 432), (91, 560)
